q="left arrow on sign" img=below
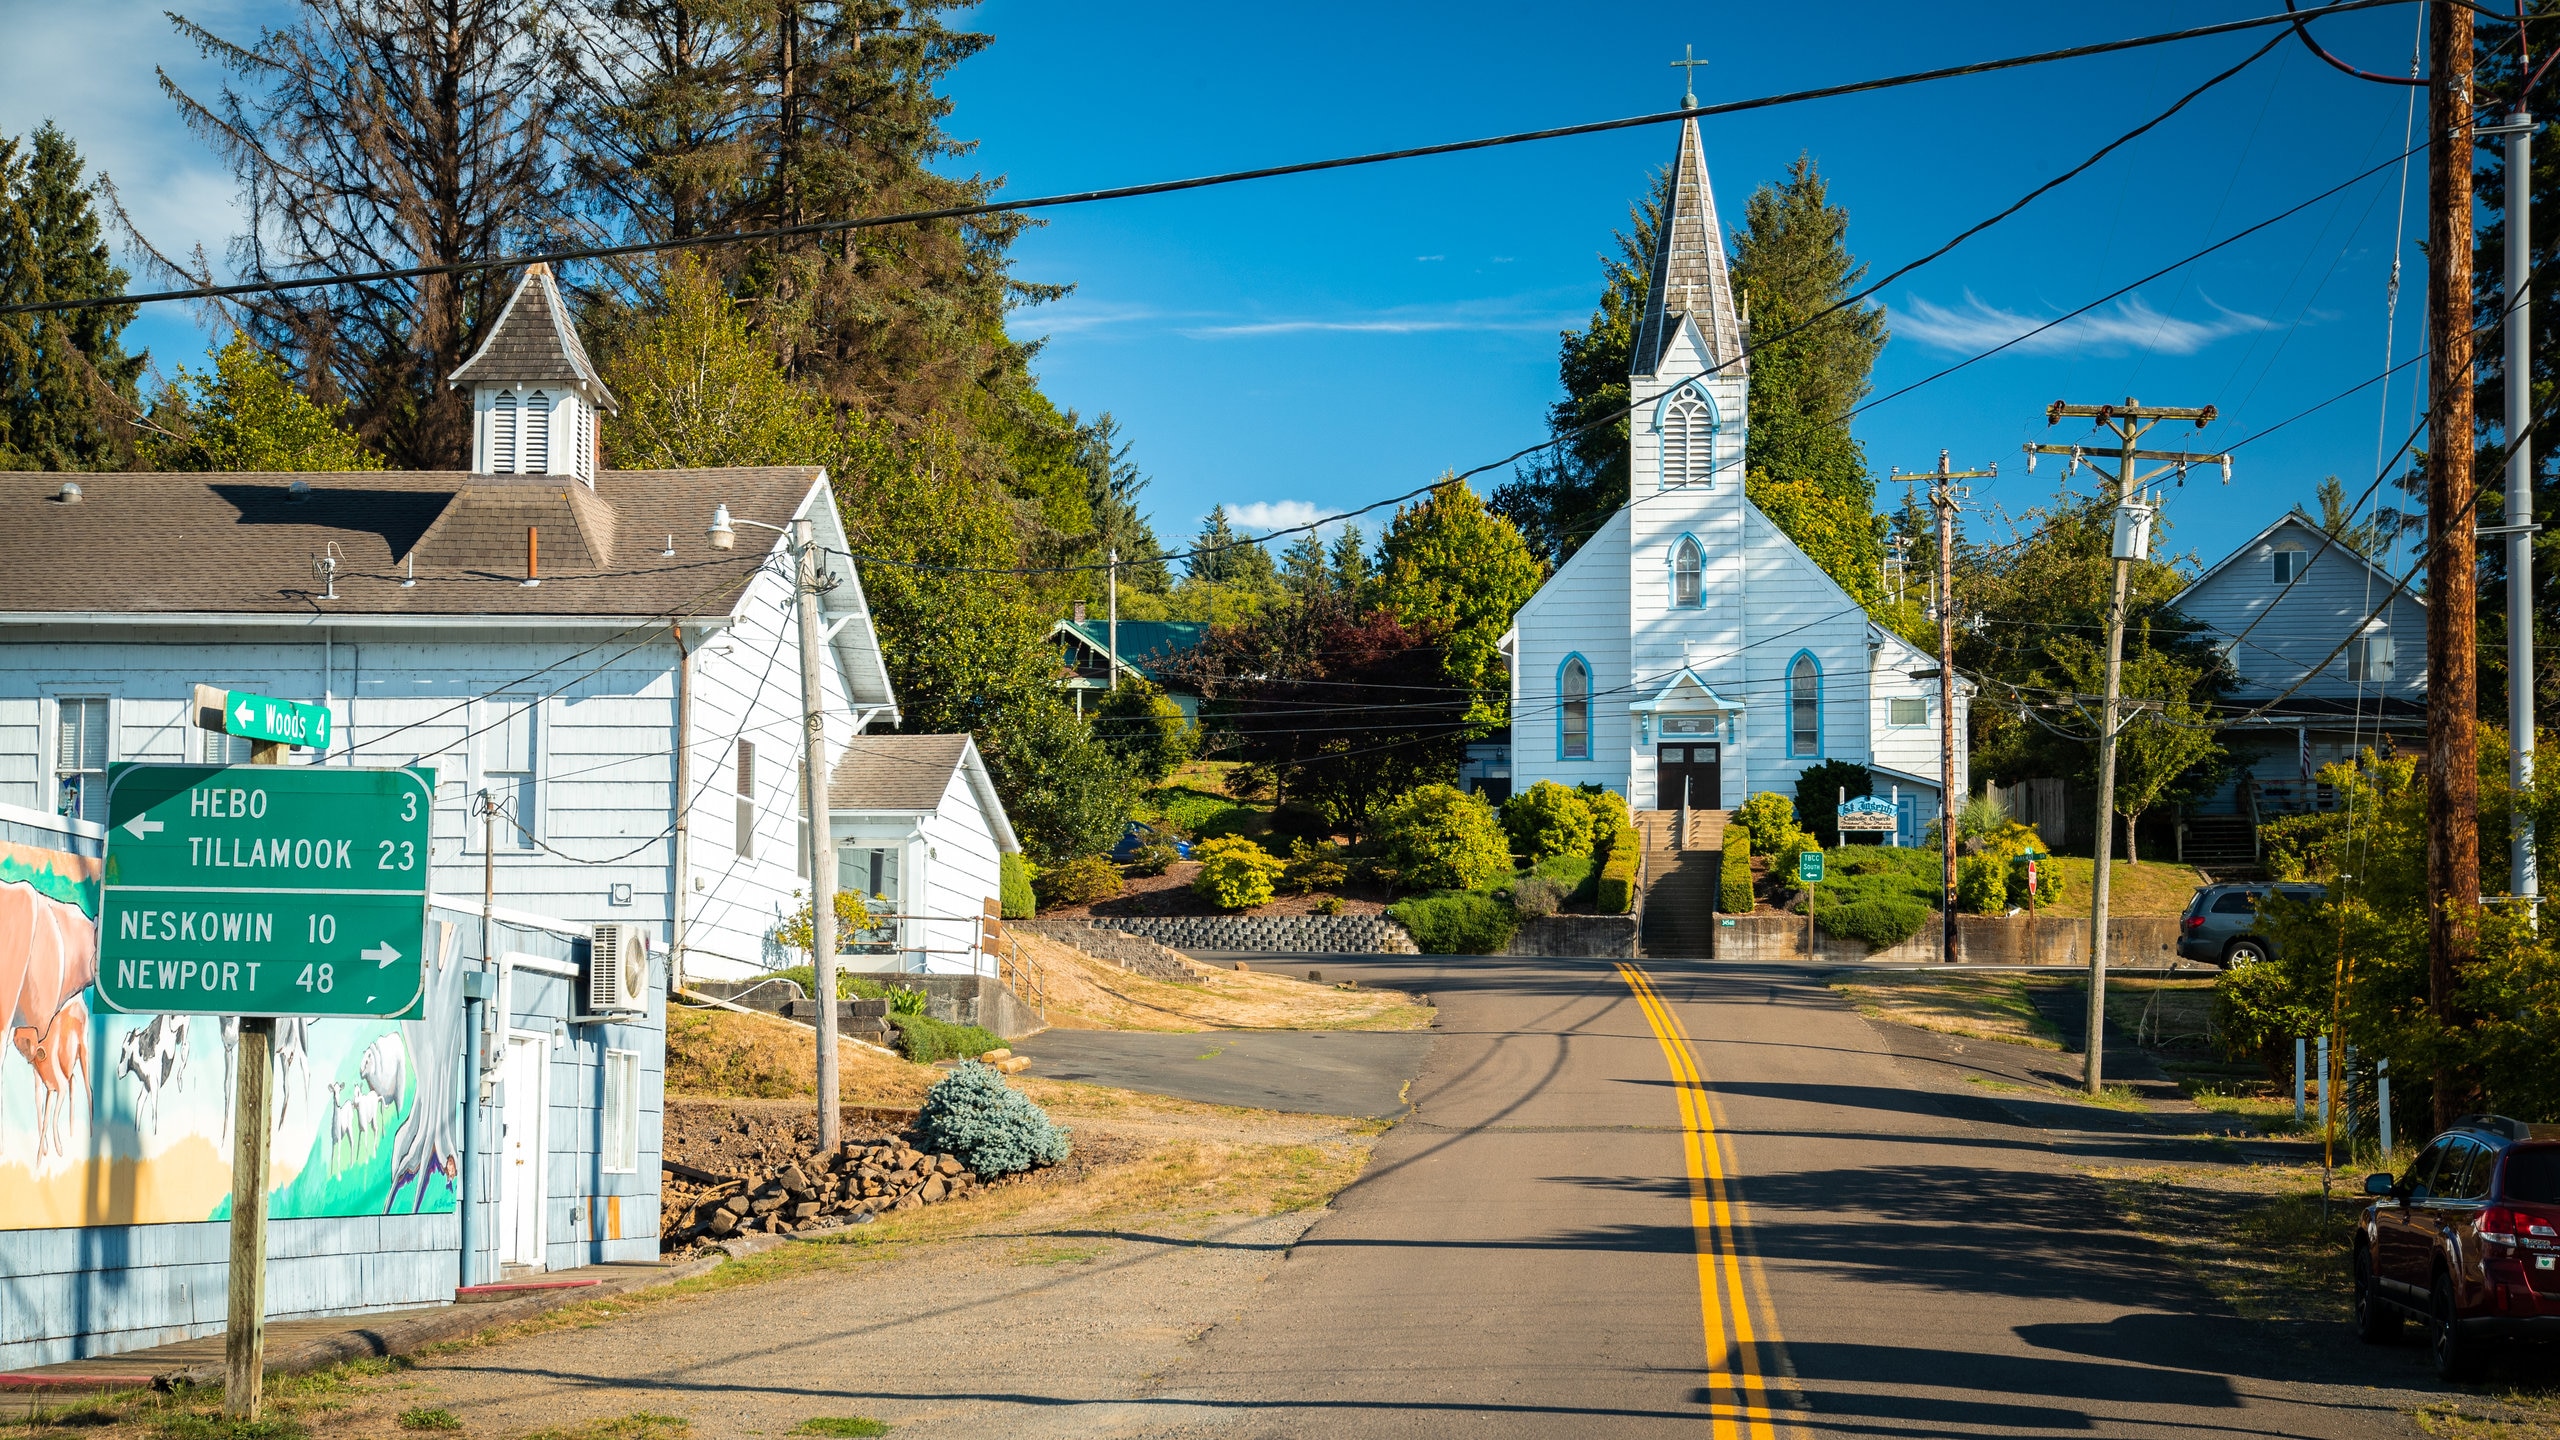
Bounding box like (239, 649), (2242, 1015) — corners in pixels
(234, 700), (255, 728)
(124, 815), (165, 840)
(362, 942), (402, 968)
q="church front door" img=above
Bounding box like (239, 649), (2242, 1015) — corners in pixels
(1658, 743), (1721, 810)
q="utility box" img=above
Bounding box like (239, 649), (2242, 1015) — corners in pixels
(2111, 502), (2155, 562)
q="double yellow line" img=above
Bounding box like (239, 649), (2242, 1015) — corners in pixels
(1616, 962), (1796, 1440)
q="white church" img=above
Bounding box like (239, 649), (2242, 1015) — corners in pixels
(1503, 112), (1968, 846)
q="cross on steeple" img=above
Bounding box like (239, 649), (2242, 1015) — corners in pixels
(1671, 44), (1707, 108)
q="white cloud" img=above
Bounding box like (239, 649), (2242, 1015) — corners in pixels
(1889, 291), (2276, 357)
(1220, 499), (1358, 545)
(1415, 254), (1445, 262)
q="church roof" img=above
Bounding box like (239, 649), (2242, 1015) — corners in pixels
(447, 263), (620, 412)
(1631, 117), (1744, 379)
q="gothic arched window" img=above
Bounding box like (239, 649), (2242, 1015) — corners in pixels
(1672, 536), (1703, 607)
(1559, 656), (1591, 760)
(1788, 651), (1822, 757)
(1661, 389), (1714, 488)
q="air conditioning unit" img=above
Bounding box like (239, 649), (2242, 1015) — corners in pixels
(587, 924), (651, 1013)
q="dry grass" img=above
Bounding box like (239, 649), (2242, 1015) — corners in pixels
(1831, 972), (2065, 1049)
(1014, 931), (1431, 1033)
(2088, 1159), (2356, 1326)
(662, 1004), (938, 1106)
(2032, 857), (2207, 917)
(2102, 979), (2221, 1051)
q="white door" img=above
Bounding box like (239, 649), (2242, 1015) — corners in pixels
(499, 1034), (548, 1270)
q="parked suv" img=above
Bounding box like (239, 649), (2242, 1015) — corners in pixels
(2354, 1114), (2560, 1379)
(2176, 881), (2323, 965)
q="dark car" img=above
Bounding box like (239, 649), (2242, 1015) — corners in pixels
(2353, 1114), (2560, 1379)
(2176, 881), (2324, 965)
(1109, 821), (1189, 864)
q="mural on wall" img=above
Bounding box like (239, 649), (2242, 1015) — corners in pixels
(0, 820), (461, 1229)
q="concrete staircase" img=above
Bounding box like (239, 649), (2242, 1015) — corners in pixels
(1635, 808), (1729, 959)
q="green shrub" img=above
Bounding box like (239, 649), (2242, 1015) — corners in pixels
(1596, 844), (1638, 913)
(1720, 829), (1754, 913)
(1390, 891), (1518, 954)
(771, 889), (877, 955)
(1796, 759), (1874, 847)
(1095, 679), (1194, 784)
(1735, 792), (1798, 855)
(1124, 840), (1180, 877)
(915, 1059), (1072, 1175)
(1816, 896), (1932, 948)
(1771, 829), (1818, 886)
(2213, 955), (2325, 1076)
(1532, 849), (1595, 898)
(2008, 850), (2065, 908)
(1281, 838), (1349, 894)
(1788, 846), (1947, 948)
(1191, 834), (1285, 909)
(1500, 780), (1596, 861)
(1034, 855), (1123, 909)
(999, 851), (1036, 919)
(1510, 874), (1564, 920)
(1956, 854), (2008, 914)
(1579, 784), (1634, 860)
(773, 966), (925, 1011)
(1377, 784), (1513, 891)
(887, 1012), (1009, 1064)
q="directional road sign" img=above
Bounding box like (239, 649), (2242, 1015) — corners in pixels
(214, 690), (334, 750)
(99, 764), (432, 1018)
(1797, 850), (1824, 884)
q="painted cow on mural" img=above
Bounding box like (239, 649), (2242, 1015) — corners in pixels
(116, 1012), (191, 1134)
(1, 879), (100, 1157)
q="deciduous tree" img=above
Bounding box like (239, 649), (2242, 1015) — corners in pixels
(1371, 477), (1544, 724)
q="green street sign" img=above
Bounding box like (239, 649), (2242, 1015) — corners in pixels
(1798, 850), (1825, 884)
(99, 764), (432, 1018)
(220, 689), (333, 750)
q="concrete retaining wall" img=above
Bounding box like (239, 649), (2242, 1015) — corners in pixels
(1708, 912), (2183, 965)
(1027, 914), (1419, 955)
(691, 972), (1043, 1040)
(1509, 914), (1640, 958)
(1014, 920), (1199, 978)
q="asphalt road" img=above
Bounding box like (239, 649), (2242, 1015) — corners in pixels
(1011, 1028), (1433, 1117)
(1130, 951), (2443, 1439)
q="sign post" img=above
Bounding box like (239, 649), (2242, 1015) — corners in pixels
(1798, 850), (1824, 956)
(103, 740), (428, 1420)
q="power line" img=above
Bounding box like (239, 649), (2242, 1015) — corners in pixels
(0, 1), (2418, 323)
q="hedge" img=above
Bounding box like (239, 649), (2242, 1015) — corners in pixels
(1389, 891), (1518, 954)
(1596, 844), (1638, 914)
(887, 1011), (1009, 1064)
(1501, 780), (1596, 861)
(1719, 830), (1753, 913)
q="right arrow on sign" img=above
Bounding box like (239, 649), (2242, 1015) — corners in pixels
(361, 942), (402, 968)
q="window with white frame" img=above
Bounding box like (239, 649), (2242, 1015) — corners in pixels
(480, 700), (537, 849)
(1661, 390), (1714, 488)
(2347, 630), (2396, 683)
(1788, 655), (1822, 757)
(1559, 658), (1591, 760)
(54, 697), (108, 821)
(2271, 546), (2306, 585)
(733, 740), (757, 858)
(1889, 697), (1927, 727)
(601, 1048), (639, 1173)
(1672, 537), (1703, 607)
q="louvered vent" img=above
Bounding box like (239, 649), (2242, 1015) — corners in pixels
(587, 923), (649, 1012)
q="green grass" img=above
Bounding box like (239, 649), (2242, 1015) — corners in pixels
(398, 1409), (462, 1432)
(1526, 851), (1596, 897)
(520, 1416), (691, 1440)
(794, 1421), (891, 1438)
(155, 1418), (310, 1440)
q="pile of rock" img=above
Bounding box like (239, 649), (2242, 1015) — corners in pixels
(663, 1138), (982, 1250)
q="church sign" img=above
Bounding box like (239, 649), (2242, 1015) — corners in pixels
(1836, 796), (1898, 834)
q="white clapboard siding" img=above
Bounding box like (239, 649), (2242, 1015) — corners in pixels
(1737, 505), (1874, 802)
(914, 763), (1003, 974)
(1510, 510), (1634, 798)
(1867, 622), (1961, 798)
(0, 697), (38, 809)
(2173, 514), (2428, 705)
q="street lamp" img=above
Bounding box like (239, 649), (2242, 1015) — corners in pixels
(707, 503), (738, 550)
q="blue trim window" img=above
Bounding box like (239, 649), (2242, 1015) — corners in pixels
(1787, 651), (1822, 757)
(1559, 655), (1591, 760)
(1672, 536), (1703, 608)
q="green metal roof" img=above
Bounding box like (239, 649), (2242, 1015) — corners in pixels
(1053, 618), (1207, 683)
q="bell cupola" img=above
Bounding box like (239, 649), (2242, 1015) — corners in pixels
(448, 263), (620, 483)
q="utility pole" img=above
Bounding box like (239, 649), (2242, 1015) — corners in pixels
(2026, 401), (2232, 1095)
(792, 515), (841, 1150)
(2426, 0), (2481, 1129)
(1889, 450), (1996, 965)
(2482, 105), (2539, 925)
(1108, 547), (1120, 693)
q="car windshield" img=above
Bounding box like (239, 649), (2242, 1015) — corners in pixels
(2505, 1145), (2560, 1204)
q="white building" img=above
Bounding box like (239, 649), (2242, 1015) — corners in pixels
(0, 262), (898, 985)
(1504, 114), (1967, 841)
(828, 734), (1020, 975)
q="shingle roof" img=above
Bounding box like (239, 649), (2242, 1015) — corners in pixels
(828, 734), (970, 812)
(447, 263), (619, 412)
(0, 466), (819, 618)
(1631, 117), (1743, 378)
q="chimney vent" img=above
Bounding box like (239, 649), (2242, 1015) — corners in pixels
(54, 480), (81, 503)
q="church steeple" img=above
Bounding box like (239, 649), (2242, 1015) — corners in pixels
(1631, 115), (1743, 379)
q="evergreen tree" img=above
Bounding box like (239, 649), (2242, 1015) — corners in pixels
(1078, 412), (1171, 594)
(599, 257), (843, 469)
(1329, 521), (1372, 592)
(1280, 529), (1333, 597)
(1731, 155), (1888, 605)
(1185, 505), (1277, 589)
(141, 334), (381, 471)
(0, 124), (143, 470)
(1372, 477), (1546, 725)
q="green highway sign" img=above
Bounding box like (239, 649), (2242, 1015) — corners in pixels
(219, 689), (333, 750)
(1798, 851), (1824, 884)
(99, 764), (433, 1018)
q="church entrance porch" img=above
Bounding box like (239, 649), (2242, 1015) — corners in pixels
(1657, 742), (1721, 811)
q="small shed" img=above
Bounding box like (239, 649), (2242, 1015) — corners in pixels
(827, 736), (1019, 975)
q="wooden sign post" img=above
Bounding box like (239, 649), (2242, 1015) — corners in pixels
(224, 1013), (274, 1418)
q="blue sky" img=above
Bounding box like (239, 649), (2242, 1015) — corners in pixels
(2, 1), (2456, 574)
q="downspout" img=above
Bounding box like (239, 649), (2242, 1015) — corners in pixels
(671, 626), (695, 994)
